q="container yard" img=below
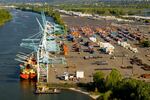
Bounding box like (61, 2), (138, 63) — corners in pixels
(61, 13), (150, 82)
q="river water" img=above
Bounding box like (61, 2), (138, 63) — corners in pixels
(0, 9), (91, 100)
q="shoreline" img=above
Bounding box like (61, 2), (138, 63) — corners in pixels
(0, 19), (11, 26)
(68, 88), (99, 100)
(0, 16), (12, 27)
(36, 82), (99, 99)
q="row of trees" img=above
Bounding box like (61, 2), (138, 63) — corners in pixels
(58, 3), (150, 9)
(57, 4), (150, 16)
(61, 7), (142, 16)
(0, 9), (12, 25)
(93, 69), (150, 100)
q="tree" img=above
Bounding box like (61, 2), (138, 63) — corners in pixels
(93, 69), (150, 100)
(137, 81), (150, 100)
(103, 90), (112, 100)
(98, 90), (112, 100)
(141, 40), (150, 47)
(93, 71), (105, 83)
(105, 69), (122, 90)
(112, 78), (150, 100)
(145, 19), (150, 23)
(0, 9), (12, 26)
(93, 71), (105, 92)
(112, 78), (139, 100)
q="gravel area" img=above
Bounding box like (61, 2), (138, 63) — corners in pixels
(47, 14), (150, 83)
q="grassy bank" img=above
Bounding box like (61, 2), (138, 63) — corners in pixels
(0, 9), (12, 26)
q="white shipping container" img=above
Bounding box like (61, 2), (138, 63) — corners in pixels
(76, 71), (84, 79)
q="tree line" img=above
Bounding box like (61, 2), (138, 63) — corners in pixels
(56, 4), (150, 16)
(92, 69), (150, 100)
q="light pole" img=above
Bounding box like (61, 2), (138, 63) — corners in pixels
(121, 51), (125, 67)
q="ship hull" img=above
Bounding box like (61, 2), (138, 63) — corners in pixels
(20, 74), (29, 79)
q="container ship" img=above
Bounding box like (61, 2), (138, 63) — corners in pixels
(19, 54), (37, 80)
